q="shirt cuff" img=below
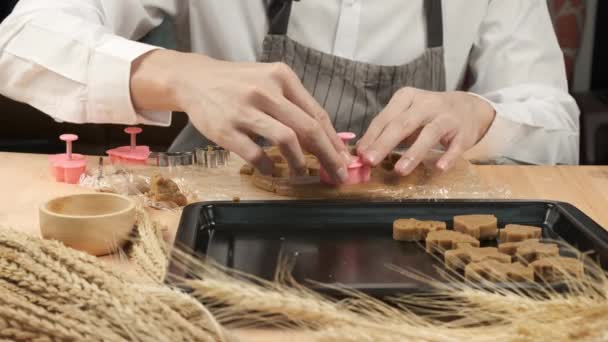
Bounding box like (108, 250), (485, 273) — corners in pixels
(464, 93), (510, 163)
(86, 36), (171, 126)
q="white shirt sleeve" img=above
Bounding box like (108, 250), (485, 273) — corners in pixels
(464, 0), (580, 165)
(0, 0), (176, 126)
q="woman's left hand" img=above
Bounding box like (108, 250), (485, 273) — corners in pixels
(356, 88), (496, 175)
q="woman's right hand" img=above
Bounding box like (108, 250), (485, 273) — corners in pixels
(131, 50), (350, 183)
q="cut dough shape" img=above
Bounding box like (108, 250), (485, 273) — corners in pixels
(453, 214), (498, 240)
(426, 230), (480, 254)
(393, 219), (446, 241)
(498, 239), (540, 256)
(242, 146), (428, 198)
(240, 164), (255, 175)
(530, 256), (584, 283)
(514, 241), (560, 265)
(251, 173), (276, 192)
(273, 163), (290, 177)
(499, 224), (542, 243)
(381, 152), (402, 171)
(306, 156), (320, 176)
(465, 260), (534, 283)
(444, 246), (511, 271)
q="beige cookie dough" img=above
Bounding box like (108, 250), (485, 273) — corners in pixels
(426, 230), (480, 254)
(149, 175), (188, 207)
(465, 260), (534, 283)
(530, 256), (584, 283)
(240, 164), (255, 175)
(498, 239), (540, 255)
(444, 246), (511, 271)
(515, 241), (560, 265)
(499, 224), (542, 243)
(453, 214), (498, 240)
(393, 219), (447, 241)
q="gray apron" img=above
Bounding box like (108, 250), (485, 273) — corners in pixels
(169, 0), (446, 152)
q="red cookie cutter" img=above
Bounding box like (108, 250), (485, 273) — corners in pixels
(49, 134), (87, 184)
(106, 127), (150, 164)
(320, 132), (371, 185)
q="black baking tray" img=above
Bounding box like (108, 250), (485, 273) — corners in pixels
(168, 200), (608, 298)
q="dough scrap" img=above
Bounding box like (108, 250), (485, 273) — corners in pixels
(149, 175), (188, 206)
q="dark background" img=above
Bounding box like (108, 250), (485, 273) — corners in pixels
(592, 1), (607, 91)
(0, 0), (17, 19)
(0, 1), (606, 162)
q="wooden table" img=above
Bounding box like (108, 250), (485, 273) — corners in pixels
(1, 151), (608, 341)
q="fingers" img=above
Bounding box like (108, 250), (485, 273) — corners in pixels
(357, 87), (416, 158)
(395, 118), (451, 176)
(436, 134), (465, 171)
(241, 110), (308, 176)
(359, 116), (422, 167)
(222, 133), (275, 176)
(251, 88), (348, 183)
(278, 101), (348, 183)
(270, 63), (349, 158)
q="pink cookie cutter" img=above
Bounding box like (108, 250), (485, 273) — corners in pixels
(320, 132), (371, 185)
(49, 134), (87, 184)
(106, 127), (151, 164)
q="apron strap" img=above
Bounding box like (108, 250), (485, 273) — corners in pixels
(425, 0), (444, 48)
(265, 0), (298, 35)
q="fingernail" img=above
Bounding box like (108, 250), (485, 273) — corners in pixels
(341, 151), (353, 164)
(337, 167), (349, 183)
(395, 157), (414, 175)
(365, 151), (379, 165)
(437, 160), (449, 171)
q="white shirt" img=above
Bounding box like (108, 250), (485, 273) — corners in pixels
(0, 0), (580, 165)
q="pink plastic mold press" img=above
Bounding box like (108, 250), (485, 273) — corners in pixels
(48, 134), (87, 184)
(106, 127), (151, 164)
(320, 132), (371, 185)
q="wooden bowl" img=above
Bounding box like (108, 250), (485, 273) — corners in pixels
(39, 193), (136, 256)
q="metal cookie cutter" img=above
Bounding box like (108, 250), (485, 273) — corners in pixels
(148, 152), (194, 167)
(195, 145), (230, 168)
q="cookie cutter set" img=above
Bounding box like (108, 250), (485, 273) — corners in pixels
(148, 145), (230, 168)
(49, 127), (230, 183)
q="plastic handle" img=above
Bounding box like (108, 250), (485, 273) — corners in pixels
(337, 132), (356, 145)
(60, 134), (78, 160)
(124, 127), (142, 151)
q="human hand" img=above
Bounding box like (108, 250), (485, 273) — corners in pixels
(131, 50), (350, 183)
(356, 88), (495, 175)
